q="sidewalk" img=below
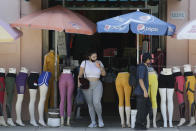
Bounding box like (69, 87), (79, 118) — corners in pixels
(1, 124), (196, 131)
(1, 117), (196, 131)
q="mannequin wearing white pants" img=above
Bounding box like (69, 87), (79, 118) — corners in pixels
(29, 89), (38, 126)
(15, 67), (28, 126)
(159, 88), (174, 127)
(16, 94), (25, 126)
(38, 84), (48, 126)
(158, 68), (174, 128)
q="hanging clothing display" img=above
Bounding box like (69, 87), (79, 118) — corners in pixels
(173, 72), (185, 119)
(184, 72), (196, 117)
(5, 73), (16, 118)
(154, 50), (165, 74)
(43, 51), (59, 112)
(142, 39), (149, 54)
(16, 72), (28, 94)
(59, 73), (74, 117)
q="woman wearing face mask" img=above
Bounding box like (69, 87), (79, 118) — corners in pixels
(78, 49), (106, 128)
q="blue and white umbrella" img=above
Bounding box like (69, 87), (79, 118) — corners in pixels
(97, 10), (176, 64)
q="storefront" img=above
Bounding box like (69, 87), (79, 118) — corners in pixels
(44, 0), (167, 116)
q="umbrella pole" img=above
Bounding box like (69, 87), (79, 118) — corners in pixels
(137, 34), (139, 64)
(54, 31), (58, 108)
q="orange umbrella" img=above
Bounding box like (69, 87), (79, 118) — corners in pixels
(11, 5), (96, 35)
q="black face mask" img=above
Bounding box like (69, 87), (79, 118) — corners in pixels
(91, 59), (96, 62)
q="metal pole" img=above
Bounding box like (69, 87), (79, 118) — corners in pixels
(137, 34), (139, 64)
(63, 0), (65, 7)
(54, 31), (58, 108)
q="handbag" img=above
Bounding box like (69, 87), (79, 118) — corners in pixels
(79, 60), (89, 89)
(75, 88), (85, 106)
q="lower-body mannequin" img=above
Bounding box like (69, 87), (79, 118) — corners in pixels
(0, 77), (6, 126)
(0, 91), (7, 126)
(45, 76), (55, 113)
(147, 73), (158, 128)
(15, 94), (25, 126)
(82, 80), (104, 128)
(38, 84), (48, 126)
(29, 89), (38, 126)
(59, 74), (74, 126)
(15, 81), (27, 126)
(5, 77), (15, 126)
(159, 88), (174, 128)
(115, 73), (132, 128)
(175, 76), (186, 126)
(185, 76), (196, 126)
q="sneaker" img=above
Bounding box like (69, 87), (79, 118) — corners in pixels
(98, 121), (104, 128)
(88, 122), (97, 128)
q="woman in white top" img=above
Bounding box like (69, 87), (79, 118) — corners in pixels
(78, 50), (106, 128)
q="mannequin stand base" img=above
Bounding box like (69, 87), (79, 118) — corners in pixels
(177, 118), (186, 126)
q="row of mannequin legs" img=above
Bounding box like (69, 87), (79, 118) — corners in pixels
(115, 72), (182, 128)
(14, 84), (48, 127)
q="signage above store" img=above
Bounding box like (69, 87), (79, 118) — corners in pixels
(170, 11), (185, 19)
(49, 0), (160, 8)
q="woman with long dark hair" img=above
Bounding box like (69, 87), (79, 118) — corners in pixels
(78, 49), (106, 128)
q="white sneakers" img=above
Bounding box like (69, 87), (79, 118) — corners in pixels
(88, 122), (97, 128)
(88, 121), (104, 128)
(98, 120), (104, 128)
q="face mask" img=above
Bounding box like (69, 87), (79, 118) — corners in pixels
(91, 59), (96, 62)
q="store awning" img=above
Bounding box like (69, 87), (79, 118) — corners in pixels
(11, 5), (96, 35)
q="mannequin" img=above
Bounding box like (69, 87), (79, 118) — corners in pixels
(0, 68), (7, 126)
(158, 68), (174, 128)
(115, 63), (132, 128)
(15, 67), (28, 126)
(146, 67), (158, 128)
(43, 50), (59, 113)
(183, 64), (196, 126)
(59, 68), (74, 126)
(38, 71), (52, 126)
(5, 68), (17, 126)
(27, 71), (39, 126)
(172, 66), (186, 126)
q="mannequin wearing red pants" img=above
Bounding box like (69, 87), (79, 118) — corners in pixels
(0, 68), (7, 126)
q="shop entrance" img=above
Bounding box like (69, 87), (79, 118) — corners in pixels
(69, 9), (152, 116)
(46, 6), (164, 118)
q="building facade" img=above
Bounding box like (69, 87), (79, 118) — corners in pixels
(0, 0), (195, 121)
